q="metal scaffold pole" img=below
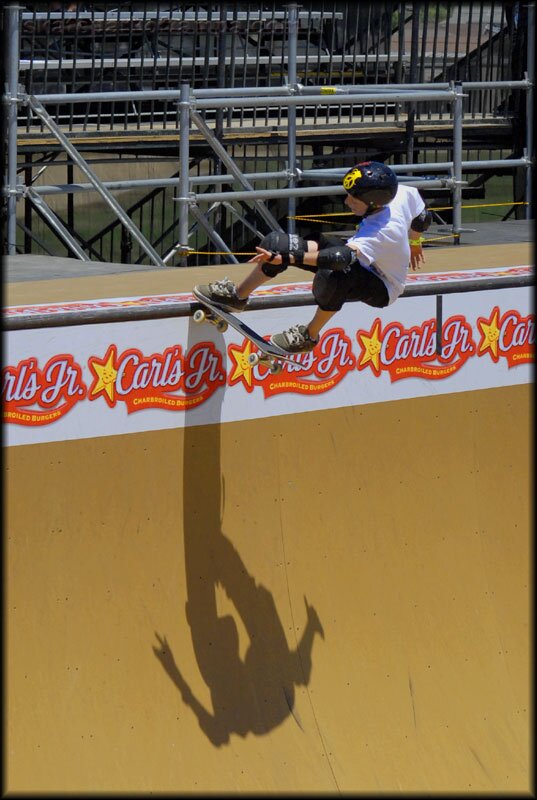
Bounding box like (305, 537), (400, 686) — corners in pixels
(526, 2), (535, 219)
(26, 96), (166, 266)
(286, 3), (298, 235)
(189, 108), (284, 233)
(177, 82), (192, 267)
(452, 82), (464, 244)
(5, 4), (21, 255)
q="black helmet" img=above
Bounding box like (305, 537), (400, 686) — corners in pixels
(343, 161), (398, 209)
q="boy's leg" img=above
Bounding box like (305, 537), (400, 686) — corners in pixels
(306, 307), (337, 340)
(237, 239), (320, 300)
(273, 264), (352, 347)
(305, 262), (389, 341)
(194, 258), (277, 312)
(236, 263), (271, 299)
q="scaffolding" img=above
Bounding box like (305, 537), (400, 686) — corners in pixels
(3, 2), (534, 265)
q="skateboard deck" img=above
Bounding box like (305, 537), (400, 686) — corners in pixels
(193, 286), (296, 372)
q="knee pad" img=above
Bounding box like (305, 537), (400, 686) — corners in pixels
(312, 269), (347, 312)
(259, 231), (307, 274)
(259, 231), (290, 255)
(287, 233), (307, 266)
(259, 231), (291, 276)
(261, 261), (287, 277)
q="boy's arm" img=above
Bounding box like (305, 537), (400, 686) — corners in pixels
(408, 205), (432, 271)
(409, 226), (426, 270)
(250, 241), (363, 270)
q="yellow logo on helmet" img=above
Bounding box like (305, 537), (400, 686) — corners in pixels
(343, 168), (362, 189)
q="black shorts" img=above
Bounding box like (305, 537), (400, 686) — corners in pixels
(312, 263), (390, 312)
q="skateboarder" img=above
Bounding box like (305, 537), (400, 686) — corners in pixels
(195, 161), (431, 354)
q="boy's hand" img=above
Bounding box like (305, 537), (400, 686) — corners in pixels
(410, 244), (425, 271)
(248, 246), (282, 265)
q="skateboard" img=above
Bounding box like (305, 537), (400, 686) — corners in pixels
(192, 286), (296, 374)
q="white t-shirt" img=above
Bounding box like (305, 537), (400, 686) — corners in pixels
(346, 184), (425, 304)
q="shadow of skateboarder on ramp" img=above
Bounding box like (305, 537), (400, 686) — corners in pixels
(153, 319), (324, 746)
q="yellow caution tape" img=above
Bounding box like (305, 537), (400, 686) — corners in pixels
(182, 199), (525, 257)
(186, 251), (257, 256)
(292, 201), (527, 218)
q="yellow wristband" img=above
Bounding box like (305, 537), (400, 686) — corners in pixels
(409, 237), (424, 246)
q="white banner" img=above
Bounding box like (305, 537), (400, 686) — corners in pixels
(3, 281), (533, 447)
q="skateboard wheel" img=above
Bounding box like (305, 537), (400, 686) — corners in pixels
(269, 362), (283, 375)
(215, 320), (228, 333)
(248, 352), (260, 367)
(193, 309), (206, 324)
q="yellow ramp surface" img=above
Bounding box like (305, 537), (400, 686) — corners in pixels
(6, 384), (531, 793)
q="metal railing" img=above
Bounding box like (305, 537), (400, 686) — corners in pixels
(14, 2), (528, 132)
(3, 270), (533, 332)
(3, 2), (534, 263)
(5, 77), (533, 262)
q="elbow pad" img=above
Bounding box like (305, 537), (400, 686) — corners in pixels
(317, 244), (357, 271)
(410, 208), (432, 233)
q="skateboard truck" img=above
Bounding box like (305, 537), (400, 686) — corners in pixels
(193, 305), (282, 373)
(193, 307), (229, 333)
(246, 351), (283, 374)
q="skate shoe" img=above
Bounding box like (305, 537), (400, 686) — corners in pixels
(195, 278), (248, 311)
(270, 324), (318, 354)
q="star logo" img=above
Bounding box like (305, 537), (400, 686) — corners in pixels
(478, 309), (501, 359)
(357, 321), (382, 373)
(228, 339), (257, 391)
(88, 345), (118, 406)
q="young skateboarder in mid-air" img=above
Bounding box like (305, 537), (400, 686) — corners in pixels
(194, 161), (431, 354)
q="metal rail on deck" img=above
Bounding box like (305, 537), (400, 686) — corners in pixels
(4, 274), (532, 332)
